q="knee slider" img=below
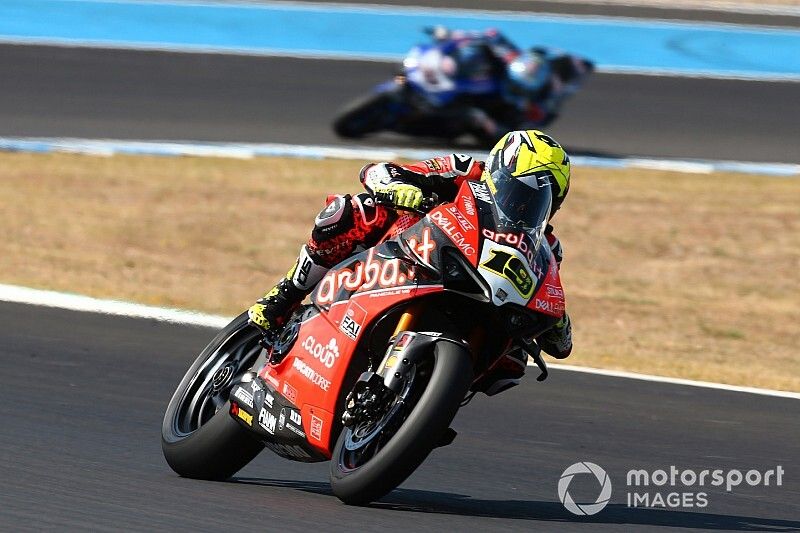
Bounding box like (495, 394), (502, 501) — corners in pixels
(313, 194), (354, 240)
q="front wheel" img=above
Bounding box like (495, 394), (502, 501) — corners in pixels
(161, 312), (265, 480)
(330, 341), (473, 505)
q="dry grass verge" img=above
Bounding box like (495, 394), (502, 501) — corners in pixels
(1, 152), (798, 391)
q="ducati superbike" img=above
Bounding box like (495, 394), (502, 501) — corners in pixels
(333, 29), (593, 144)
(162, 179), (566, 505)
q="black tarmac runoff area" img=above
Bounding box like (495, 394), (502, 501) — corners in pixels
(0, 44), (798, 163)
(0, 301), (797, 531)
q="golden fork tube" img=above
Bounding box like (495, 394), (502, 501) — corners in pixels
(392, 303), (423, 338)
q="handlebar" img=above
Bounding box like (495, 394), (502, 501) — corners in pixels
(519, 337), (548, 382)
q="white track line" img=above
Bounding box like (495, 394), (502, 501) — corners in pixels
(0, 283), (229, 329)
(1, 283), (797, 399)
(547, 363), (800, 399)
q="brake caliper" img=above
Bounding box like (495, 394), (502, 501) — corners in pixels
(341, 371), (394, 427)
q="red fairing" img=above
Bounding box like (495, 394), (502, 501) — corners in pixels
(260, 262), (444, 458)
(425, 181), (481, 266)
(528, 253), (565, 317)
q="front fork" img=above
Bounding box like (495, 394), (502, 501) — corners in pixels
(391, 302), (422, 339)
(341, 302), (472, 427)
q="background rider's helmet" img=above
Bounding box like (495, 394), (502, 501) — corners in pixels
(507, 52), (552, 98)
(481, 130), (571, 242)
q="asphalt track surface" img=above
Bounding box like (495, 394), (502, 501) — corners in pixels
(1, 301), (798, 531)
(2, 6), (799, 530)
(1, 44), (798, 163)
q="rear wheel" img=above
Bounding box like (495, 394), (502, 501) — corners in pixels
(333, 90), (400, 138)
(161, 312), (265, 480)
(330, 341), (472, 505)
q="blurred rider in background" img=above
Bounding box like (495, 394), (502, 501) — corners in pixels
(425, 26), (592, 143)
(248, 130), (573, 396)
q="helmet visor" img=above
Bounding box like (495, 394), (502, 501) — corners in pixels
(490, 166), (553, 247)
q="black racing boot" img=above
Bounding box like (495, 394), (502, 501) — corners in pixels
(536, 313), (572, 359)
(247, 277), (306, 332)
(247, 245), (329, 333)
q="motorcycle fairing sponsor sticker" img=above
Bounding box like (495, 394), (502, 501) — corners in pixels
(276, 408), (306, 438)
(292, 356), (331, 391)
(428, 208), (478, 260)
(403, 225), (437, 266)
(310, 415), (324, 442)
(478, 241), (537, 306)
(446, 205), (475, 232)
(282, 382), (298, 404)
(233, 387), (254, 408)
(459, 191), (477, 217)
(283, 421), (306, 438)
(468, 181), (493, 205)
(339, 301), (368, 340)
(259, 407), (277, 434)
(230, 402), (253, 426)
(315, 248), (418, 306)
(481, 229), (543, 275)
(528, 253), (565, 317)
(300, 335), (340, 369)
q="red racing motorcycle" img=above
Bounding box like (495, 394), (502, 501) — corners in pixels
(161, 178), (565, 505)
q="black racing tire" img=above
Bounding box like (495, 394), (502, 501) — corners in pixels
(330, 341), (473, 505)
(161, 312), (264, 480)
(162, 400), (263, 480)
(333, 91), (397, 138)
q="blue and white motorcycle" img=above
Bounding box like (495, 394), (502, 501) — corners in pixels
(333, 28), (593, 145)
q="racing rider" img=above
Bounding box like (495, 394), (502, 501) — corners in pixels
(422, 27), (588, 142)
(248, 130), (573, 395)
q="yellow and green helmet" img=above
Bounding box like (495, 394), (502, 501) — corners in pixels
(482, 129), (571, 205)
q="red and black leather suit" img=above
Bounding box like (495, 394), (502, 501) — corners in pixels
(308, 154), (564, 269)
(252, 153), (572, 395)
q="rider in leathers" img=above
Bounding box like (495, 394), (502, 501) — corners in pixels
(249, 130), (573, 395)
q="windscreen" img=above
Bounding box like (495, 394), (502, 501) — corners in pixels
(490, 167), (553, 250)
